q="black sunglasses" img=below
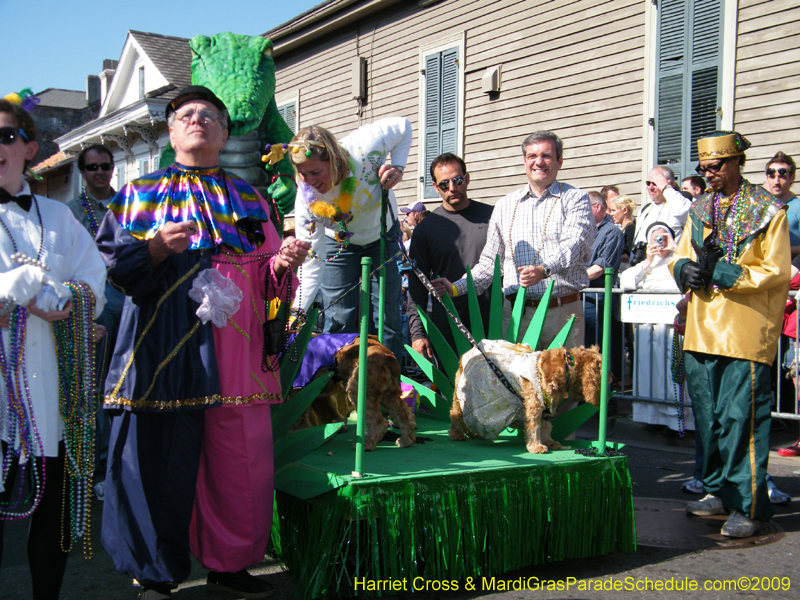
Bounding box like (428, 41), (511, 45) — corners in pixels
(767, 168), (791, 178)
(0, 126), (29, 145)
(695, 157), (728, 175)
(436, 175), (465, 191)
(83, 162), (113, 172)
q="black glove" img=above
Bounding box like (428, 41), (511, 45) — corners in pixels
(692, 236), (724, 277)
(680, 261), (710, 292)
(630, 241), (648, 267)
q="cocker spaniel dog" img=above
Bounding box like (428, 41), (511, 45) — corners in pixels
(449, 340), (602, 453)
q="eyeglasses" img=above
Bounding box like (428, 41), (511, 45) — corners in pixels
(83, 162), (113, 172)
(0, 126), (29, 145)
(645, 181), (657, 187)
(436, 175), (466, 191)
(174, 107), (220, 125)
(695, 158), (728, 175)
(767, 168), (791, 178)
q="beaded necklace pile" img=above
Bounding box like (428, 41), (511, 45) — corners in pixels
(1, 195), (49, 521)
(710, 181), (745, 264)
(52, 282), (96, 555)
(0, 305), (46, 519)
(79, 187), (100, 236)
(508, 183), (561, 271)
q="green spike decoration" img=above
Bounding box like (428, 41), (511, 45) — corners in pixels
(269, 268), (634, 599)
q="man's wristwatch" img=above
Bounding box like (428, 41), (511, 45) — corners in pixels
(543, 266), (552, 278)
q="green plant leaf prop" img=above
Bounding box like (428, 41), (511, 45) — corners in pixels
(520, 280), (554, 348)
(416, 307), (460, 378)
(401, 375), (451, 422)
(487, 256), (504, 340)
(272, 372), (334, 441)
(405, 344), (454, 400)
(506, 287), (527, 343)
(466, 266), (485, 341)
(273, 422), (345, 472)
(441, 292), (472, 358)
(547, 316), (575, 350)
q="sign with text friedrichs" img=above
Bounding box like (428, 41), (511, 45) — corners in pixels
(620, 293), (684, 324)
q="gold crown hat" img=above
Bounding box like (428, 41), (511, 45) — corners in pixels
(697, 131), (751, 161)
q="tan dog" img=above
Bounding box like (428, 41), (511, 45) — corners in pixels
(449, 342), (602, 453)
(293, 335), (417, 451)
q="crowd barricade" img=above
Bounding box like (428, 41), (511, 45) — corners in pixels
(580, 288), (800, 422)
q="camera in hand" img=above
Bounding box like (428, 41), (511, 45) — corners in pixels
(630, 241), (648, 266)
(654, 235), (666, 248)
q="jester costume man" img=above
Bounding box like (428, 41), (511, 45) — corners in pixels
(671, 131), (790, 538)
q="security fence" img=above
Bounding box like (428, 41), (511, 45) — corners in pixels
(581, 288), (800, 423)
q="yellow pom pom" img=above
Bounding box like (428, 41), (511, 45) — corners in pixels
(310, 201), (337, 220)
(5, 93), (21, 105)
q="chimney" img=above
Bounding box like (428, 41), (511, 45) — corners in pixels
(86, 75), (100, 105)
(99, 60), (118, 106)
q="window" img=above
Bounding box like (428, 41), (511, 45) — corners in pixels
(422, 45), (461, 199)
(139, 66), (145, 99)
(277, 101), (297, 133)
(655, 0), (722, 178)
(139, 158), (149, 177)
(117, 163), (126, 189)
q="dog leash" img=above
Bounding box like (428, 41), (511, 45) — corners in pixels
(386, 191), (524, 402)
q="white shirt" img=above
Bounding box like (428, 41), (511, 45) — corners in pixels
(633, 187), (693, 246)
(1, 183), (106, 461)
(294, 117), (412, 312)
(455, 181), (596, 299)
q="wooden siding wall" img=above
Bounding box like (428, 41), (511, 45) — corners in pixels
(272, 0), (648, 207)
(735, 0), (800, 182)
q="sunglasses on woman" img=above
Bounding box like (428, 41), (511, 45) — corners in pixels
(0, 127), (29, 145)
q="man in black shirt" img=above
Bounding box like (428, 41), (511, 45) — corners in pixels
(408, 153), (494, 362)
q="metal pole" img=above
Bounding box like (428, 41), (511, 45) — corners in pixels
(598, 267), (613, 452)
(353, 256), (372, 478)
(378, 190), (388, 344)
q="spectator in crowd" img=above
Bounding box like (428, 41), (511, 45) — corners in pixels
(400, 201), (425, 229)
(0, 97), (106, 600)
(631, 166), (692, 265)
(97, 86), (309, 599)
(607, 194), (636, 270)
(681, 175), (706, 200)
(584, 191), (624, 347)
(778, 254), (800, 458)
(65, 143), (124, 500)
(288, 117), (412, 364)
(620, 223), (691, 431)
(434, 131), (596, 351)
(763, 151), (798, 256)
(601, 185), (620, 203)
(407, 153), (493, 363)
(671, 131), (790, 538)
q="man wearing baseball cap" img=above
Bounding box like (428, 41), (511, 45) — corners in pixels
(670, 131), (790, 538)
(97, 86), (308, 598)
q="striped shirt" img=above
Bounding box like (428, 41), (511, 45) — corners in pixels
(454, 180), (596, 300)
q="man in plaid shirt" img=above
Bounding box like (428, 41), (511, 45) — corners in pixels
(435, 131), (595, 350)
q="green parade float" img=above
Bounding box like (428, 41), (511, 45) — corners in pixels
(186, 32), (635, 599)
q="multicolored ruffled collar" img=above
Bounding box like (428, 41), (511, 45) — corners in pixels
(690, 178), (783, 244)
(108, 163), (269, 254)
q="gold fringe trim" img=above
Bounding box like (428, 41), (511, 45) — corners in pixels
(104, 390), (282, 410)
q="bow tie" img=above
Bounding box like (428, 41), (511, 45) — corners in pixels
(0, 188), (32, 211)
